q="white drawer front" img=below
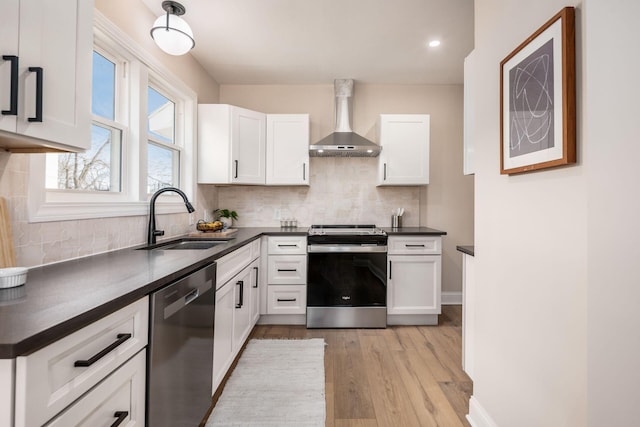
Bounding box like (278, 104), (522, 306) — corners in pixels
(47, 350), (146, 427)
(267, 236), (307, 255)
(388, 236), (442, 255)
(216, 244), (252, 289)
(250, 238), (261, 261)
(267, 285), (307, 314)
(14, 297), (148, 427)
(267, 255), (307, 284)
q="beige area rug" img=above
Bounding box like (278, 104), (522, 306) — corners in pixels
(205, 339), (326, 427)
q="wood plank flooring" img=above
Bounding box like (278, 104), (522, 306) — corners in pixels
(246, 306), (472, 427)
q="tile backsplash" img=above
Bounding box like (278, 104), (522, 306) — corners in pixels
(218, 157), (420, 227)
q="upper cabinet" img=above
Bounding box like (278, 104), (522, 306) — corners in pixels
(198, 104), (266, 185)
(266, 114), (309, 185)
(0, 0), (93, 152)
(377, 114), (430, 186)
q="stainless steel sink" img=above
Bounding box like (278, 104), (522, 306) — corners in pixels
(138, 238), (233, 251)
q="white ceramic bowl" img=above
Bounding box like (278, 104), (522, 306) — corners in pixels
(0, 267), (28, 289)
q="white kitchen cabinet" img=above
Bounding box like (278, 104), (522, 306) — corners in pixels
(0, 0), (92, 152)
(377, 114), (430, 186)
(212, 239), (261, 394)
(263, 236), (307, 323)
(46, 350), (146, 427)
(387, 235), (442, 325)
(198, 104), (266, 184)
(0, 359), (13, 427)
(250, 259), (261, 325)
(14, 296), (148, 427)
(266, 114), (310, 185)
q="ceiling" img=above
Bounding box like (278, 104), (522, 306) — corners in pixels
(141, 0), (474, 85)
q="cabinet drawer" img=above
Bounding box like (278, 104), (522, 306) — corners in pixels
(388, 236), (442, 255)
(267, 285), (306, 314)
(14, 297), (148, 427)
(216, 243), (252, 289)
(267, 236), (307, 255)
(46, 350), (146, 427)
(267, 255), (307, 284)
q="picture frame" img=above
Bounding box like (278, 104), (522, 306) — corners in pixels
(500, 7), (576, 175)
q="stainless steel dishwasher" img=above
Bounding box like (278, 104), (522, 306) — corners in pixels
(147, 262), (216, 427)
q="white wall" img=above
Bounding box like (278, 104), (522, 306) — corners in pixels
(469, 0), (587, 426)
(585, 1), (640, 425)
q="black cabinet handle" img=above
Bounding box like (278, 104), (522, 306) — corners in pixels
(27, 67), (43, 122)
(405, 244), (426, 248)
(277, 244), (298, 248)
(235, 280), (244, 308)
(277, 268), (297, 272)
(253, 266), (259, 288)
(383, 163), (387, 180)
(110, 411), (129, 427)
(2, 55), (18, 116)
(303, 163), (306, 180)
(389, 261), (392, 279)
(74, 333), (132, 367)
(234, 160), (238, 179)
(277, 298), (296, 302)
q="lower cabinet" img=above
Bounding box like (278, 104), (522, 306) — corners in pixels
(212, 239), (261, 394)
(387, 235), (442, 325)
(14, 297), (149, 427)
(46, 350), (146, 426)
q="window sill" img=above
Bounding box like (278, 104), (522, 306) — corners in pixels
(28, 200), (191, 223)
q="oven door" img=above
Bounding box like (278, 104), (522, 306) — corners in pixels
(307, 245), (387, 308)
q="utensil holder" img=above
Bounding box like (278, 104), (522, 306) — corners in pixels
(391, 215), (402, 228)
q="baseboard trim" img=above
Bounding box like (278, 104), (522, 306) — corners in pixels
(467, 396), (499, 427)
(442, 291), (463, 305)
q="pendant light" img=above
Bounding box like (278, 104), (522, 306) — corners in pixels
(150, 1), (195, 56)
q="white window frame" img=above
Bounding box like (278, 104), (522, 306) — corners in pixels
(28, 11), (197, 222)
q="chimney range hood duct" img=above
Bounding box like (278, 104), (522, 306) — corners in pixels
(310, 79), (381, 157)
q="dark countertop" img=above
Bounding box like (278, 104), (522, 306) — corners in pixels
(456, 245), (475, 256)
(0, 227), (307, 358)
(383, 226), (447, 236)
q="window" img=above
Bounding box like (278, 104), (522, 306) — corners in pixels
(29, 12), (197, 222)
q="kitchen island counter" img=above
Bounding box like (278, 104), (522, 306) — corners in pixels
(0, 227), (306, 358)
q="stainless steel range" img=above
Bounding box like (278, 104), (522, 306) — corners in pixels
(307, 225), (387, 328)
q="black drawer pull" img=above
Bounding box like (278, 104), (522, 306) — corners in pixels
(111, 411), (129, 427)
(277, 298), (297, 302)
(28, 66), (43, 122)
(74, 333), (132, 367)
(235, 280), (244, 308)
(277, 244), (298, 247)
(405, 244), (426, 248)
(2, 55), (18, 116)
(277, 268), (297, 272)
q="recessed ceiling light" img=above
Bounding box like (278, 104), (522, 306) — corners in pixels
(428, 40), (441, 48)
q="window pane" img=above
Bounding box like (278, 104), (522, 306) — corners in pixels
(92, 51), (115, 120)
(147, 86), (175, 144)
(46, 124), (122, 191)
(147, 142), (179, 193)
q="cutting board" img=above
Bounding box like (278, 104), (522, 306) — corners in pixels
(188, 228), (239, 238)
(0, 197), (16, 268)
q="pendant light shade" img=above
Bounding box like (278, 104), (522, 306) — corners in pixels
(150, 1), (195, 56)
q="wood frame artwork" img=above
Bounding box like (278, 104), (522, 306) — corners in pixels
(500, 7), (576, 175)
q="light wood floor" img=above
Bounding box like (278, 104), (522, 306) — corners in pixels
(249, 306), (472, 427)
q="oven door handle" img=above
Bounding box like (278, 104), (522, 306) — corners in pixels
(307, 244), (388, 253)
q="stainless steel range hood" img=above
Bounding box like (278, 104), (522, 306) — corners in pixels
(310, 79), (381, 157)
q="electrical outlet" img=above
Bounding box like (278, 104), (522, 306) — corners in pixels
(274, 209), (281, 220)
